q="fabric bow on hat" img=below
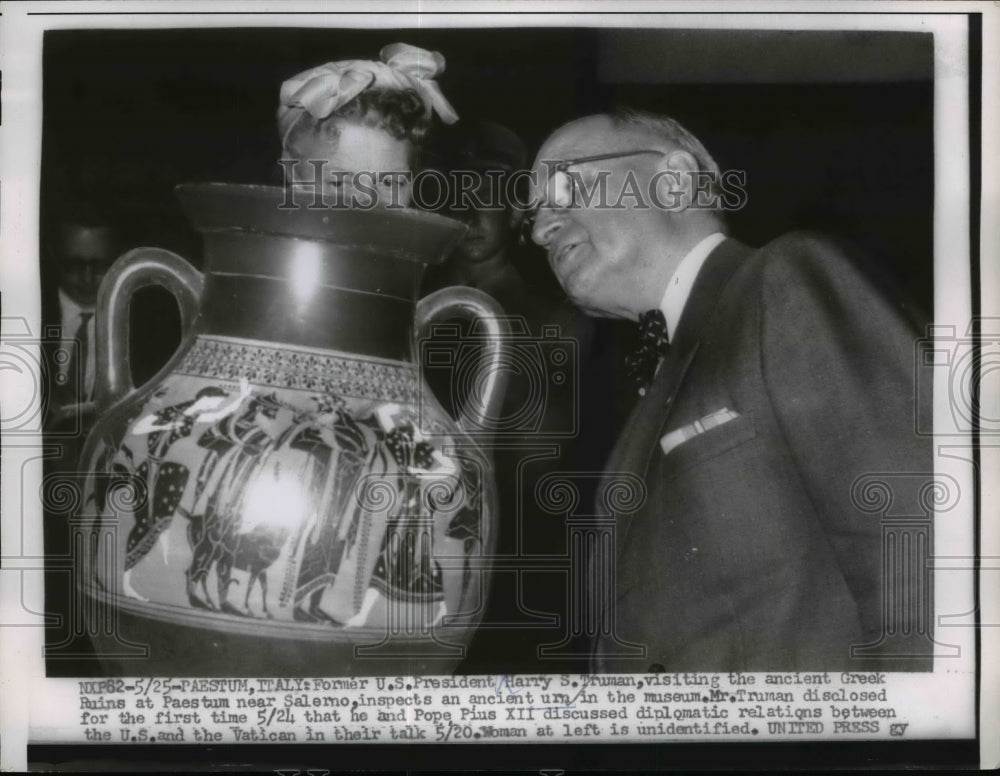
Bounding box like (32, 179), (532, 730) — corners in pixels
(277, 42), (459, 148)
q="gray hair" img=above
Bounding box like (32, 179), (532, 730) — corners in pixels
(610, 107), (720, 176)
(610, 107), (727, 213)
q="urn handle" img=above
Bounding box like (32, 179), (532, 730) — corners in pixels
(415, 286), (509, 437)
(94, 247), (204, 413)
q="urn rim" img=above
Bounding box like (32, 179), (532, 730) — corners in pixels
(175, 182), (467, 265)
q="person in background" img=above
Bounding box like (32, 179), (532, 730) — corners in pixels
(47, 217), (120, 416)
(421, 120), (608, 673)
(43, 208), (183, 429)
(39, 207), (122, 676)
(277, 42), (458, 207)
(425, 121), (530, 305)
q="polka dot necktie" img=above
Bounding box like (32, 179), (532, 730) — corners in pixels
(626, 308), (670, 396)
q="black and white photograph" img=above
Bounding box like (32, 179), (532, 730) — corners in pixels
(0, 2), (995, 772)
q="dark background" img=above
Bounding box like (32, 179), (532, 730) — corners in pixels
(41, 26), (934, 312)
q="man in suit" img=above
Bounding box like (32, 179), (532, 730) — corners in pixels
(47, 220), (118, 411)
(528, 109), (932, 673)
(43, 212), (183, 431)
(41, 214), (126, 449)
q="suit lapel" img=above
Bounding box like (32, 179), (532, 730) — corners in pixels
(609, 237), (751, 560)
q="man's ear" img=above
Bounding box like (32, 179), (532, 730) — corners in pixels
(653, 149), (699, 212)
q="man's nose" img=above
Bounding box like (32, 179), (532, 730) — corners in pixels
(531, 207), (565, 246)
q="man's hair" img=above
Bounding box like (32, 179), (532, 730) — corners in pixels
(610, 107), (720, 176)
(610, 107), (728, 215)
(283, 86), (430, 164)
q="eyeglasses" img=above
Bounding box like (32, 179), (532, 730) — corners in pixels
(519, 148), (663, 245)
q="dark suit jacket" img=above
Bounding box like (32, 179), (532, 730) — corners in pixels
(594, 233), (932, 673)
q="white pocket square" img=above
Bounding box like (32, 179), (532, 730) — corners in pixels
(660, 408), (741, 456)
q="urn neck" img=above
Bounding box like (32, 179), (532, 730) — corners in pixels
(196, 231), (421, 362)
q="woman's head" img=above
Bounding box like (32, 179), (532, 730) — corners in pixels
(283, 88), (428, 206)
(277, 43), (458, 207)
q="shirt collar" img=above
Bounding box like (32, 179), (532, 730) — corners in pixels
(58, 288), (92, 322)
(658, 232), (726, 341)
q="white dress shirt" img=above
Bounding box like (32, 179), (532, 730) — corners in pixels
(658, 232), (727, 341)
